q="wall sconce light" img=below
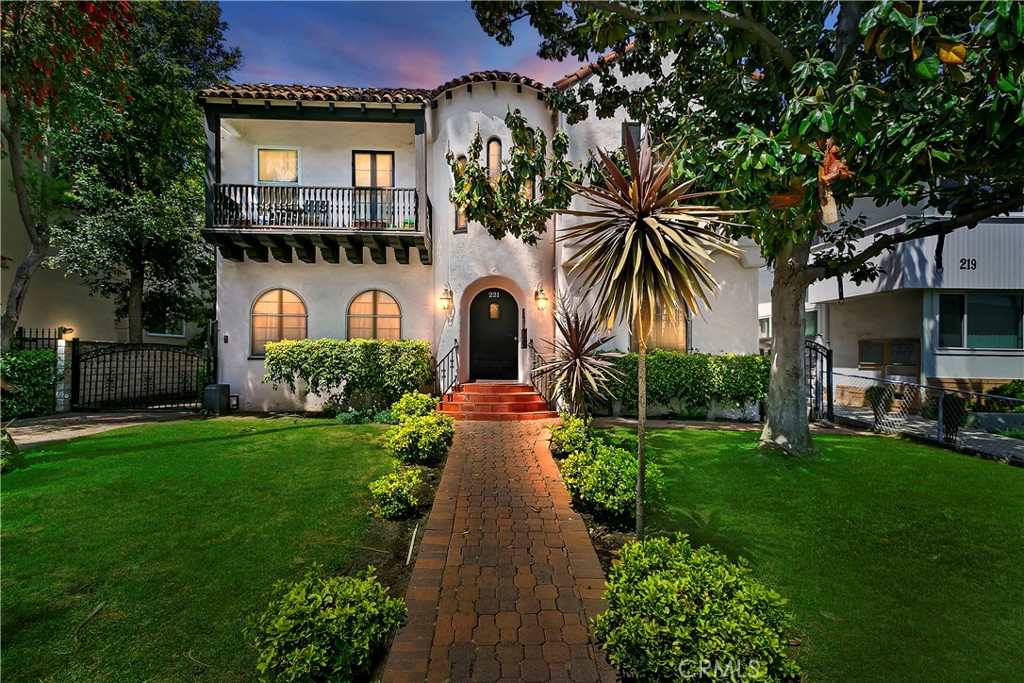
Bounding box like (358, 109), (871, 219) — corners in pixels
(534, 284), (549, 311)
(439, 282), (455, 325)
(58, 326), (75, 337)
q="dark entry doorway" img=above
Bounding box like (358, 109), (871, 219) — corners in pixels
(469, 288), (518, 380)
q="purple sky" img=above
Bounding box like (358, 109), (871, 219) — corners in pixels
(219, 1), (583, 89)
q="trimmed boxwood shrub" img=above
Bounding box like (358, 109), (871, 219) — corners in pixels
(607, 350), (770, 417)
(560, 440), (664, 524)
(262, 339), (432, 410)
(390, 392), (439, 422)
(369, 468), (421, 519)
(246, 565), (406, 683)
(549, 413), (591, 459)
(382, 413), (455, 465)
(594, 535), (801, 682)
(0, 348), (60, 421)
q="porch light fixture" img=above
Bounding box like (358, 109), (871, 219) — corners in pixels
(534, 284), (549, 311)
(439, 282), (455, 325)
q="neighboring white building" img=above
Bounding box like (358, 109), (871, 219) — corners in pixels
(199, 71), (763, 411)
(759, 198), (1024, 393)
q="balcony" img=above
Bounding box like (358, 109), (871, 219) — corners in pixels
(204, 183), (431, 265)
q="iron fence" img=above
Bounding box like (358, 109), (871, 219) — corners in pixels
(14, 327), (70, 351)
(832, 371), (1024, 465)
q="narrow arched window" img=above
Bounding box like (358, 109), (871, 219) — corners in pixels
(252, 288), (307, 357)
(455, 155), (468, 232)
(487, 138), (501, 180)
(523, 128), (536, 200)
(348, 290), (402, 340)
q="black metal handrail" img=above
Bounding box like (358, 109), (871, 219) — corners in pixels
(528, 340), (555, 407)
(434, 340), (459, 397)
(212, 183), (419, 231)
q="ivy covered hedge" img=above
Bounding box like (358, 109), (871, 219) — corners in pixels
(0, 348), (61, 421)
(607, 351), (770, 418)
(262, 339), (432, 410)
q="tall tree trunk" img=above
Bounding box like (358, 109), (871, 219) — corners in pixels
(127, 271), (144, 343)
(0, 107), (49, 352)
(636, 337), (647, 537)
(760, 238), (815, 455)
(1, 242), (48, 351)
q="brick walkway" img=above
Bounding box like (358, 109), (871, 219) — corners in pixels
(383, 419), (615, 683)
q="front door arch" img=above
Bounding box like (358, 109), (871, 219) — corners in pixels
(469, 288), (518, 380)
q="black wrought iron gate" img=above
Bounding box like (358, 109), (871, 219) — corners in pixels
(70, 341), (215, 410)
(804, 339), (834, 422)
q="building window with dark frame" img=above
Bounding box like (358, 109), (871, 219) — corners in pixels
(632, 302), (687, 352)
(348, 290), (402, 341)
(486, 138), (501, 180)
(858, 339), (920, 370)
(939, 293), (1024, 349)
(256, 147), (300, 184)
(251, 288), (307, 357)
(454, 155), (468, 233)
(622, 121), (641, 149)
(353, 151), (394, 227)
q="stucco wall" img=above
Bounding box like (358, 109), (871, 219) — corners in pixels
(216, 256), (434, 411)
(220, 118), (417, 188)
(429, 82), (558, 382)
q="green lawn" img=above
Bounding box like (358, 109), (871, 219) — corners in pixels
(624, 428), (1024, 683)
(1, 417), (395, 683)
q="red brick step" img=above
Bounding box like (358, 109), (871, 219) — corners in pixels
(439, 382), (556, 421)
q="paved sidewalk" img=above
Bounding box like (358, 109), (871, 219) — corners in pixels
(383, 419), (615, 683)
(6, 410), (198, 448)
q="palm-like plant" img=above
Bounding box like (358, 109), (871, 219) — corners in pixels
(560, 136), (743, 536)
(535, 295), (620, 416)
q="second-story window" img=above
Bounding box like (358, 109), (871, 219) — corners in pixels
(487, 138), (501, 180)
(353, 151), (394, 227)
(455, 155), (468, 233)
(257, 147), (300, 184)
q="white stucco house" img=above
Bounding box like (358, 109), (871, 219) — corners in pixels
(198, 70), (763, 411)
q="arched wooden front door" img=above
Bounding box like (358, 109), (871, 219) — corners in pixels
(469, 288), (518, 380)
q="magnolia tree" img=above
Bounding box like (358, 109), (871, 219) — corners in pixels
(472, 0), (1024, 454)
(0, 1), (133, 350)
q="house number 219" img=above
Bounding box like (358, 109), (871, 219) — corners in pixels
(959, 258), (977, 271)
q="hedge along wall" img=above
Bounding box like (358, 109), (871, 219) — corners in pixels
(262, 339), (433, 410)
(605, 350), (770, 420)
(0, 348), (61, 421)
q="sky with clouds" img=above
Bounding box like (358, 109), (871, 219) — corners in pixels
(219, 1), (584, 89)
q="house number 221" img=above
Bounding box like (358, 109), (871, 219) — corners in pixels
(959, 258), (977, 271)
(488, 291), (500, 298)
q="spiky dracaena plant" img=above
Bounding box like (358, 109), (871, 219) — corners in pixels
(560, 135), (743, 536)
(535, 295), (621, 416)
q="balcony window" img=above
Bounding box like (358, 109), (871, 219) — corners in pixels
(257, 147), (299, 184)
(251, 288), (307, 357)
(348, 290), (401, 340)
(353, 151), (394, 226)
(758, 317), (772, 338)
(939, 293), (1024, 349)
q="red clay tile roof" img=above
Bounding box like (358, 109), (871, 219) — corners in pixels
(198, 72), (549, 107)
(432, 71), (548, 97)
(197, 83), (432, 106)
(552, 43), (634, 92)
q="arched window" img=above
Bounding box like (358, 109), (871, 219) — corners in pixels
(486, 138), (501, 180)
(455, 155), (468, 232)
(251, 288), (307, 357)
(523, 128), (536, 200)
(348, 290), (402, 340)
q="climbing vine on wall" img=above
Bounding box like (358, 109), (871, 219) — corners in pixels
(447, 109), (579, 245)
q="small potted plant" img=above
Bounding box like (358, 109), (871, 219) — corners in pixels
(941, 393), (968, 444)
